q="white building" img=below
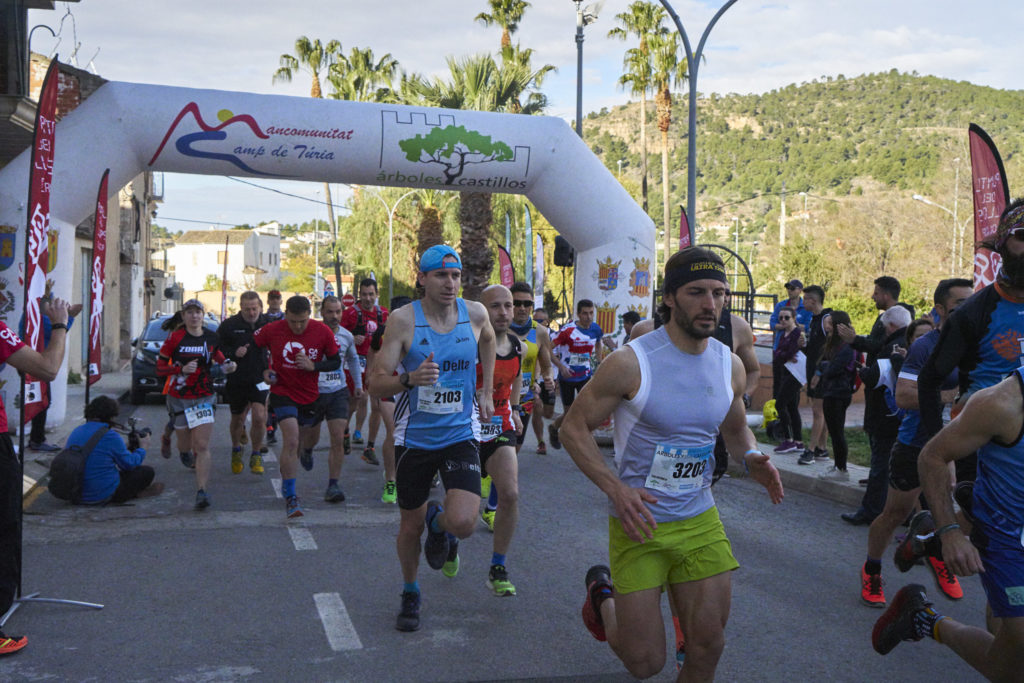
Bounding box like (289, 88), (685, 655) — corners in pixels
(167, 226), (281, 291)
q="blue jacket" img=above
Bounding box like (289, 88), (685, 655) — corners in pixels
(69, 421), (146, 504)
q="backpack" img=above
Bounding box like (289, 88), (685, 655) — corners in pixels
(47, 426), (110, 503)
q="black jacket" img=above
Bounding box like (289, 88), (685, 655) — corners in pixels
(217, 312), (269, 380)
(817, 343), (855, 399)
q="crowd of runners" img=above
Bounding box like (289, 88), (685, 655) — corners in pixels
(3, 204), (1024, 679)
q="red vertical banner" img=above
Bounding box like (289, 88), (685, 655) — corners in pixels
(88, 170), (109, 387)
(678, 205), (691, 250)
(220, 236), (229, 320)
(497, 246), (515, 287)
(969, 123), (1010, 290)
(21, 59), (59, 424)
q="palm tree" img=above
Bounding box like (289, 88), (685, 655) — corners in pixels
(609, 1), (667, 215)
(406, 50), (552, 299)
(415, 189), (456, 258)
(327, 47), (400, 102)
(476, 0), (531, 51)
(650, 31), (690, 265)
(272, 37), (345, 289)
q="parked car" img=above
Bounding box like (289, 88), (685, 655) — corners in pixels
(130, 314), (224, 404)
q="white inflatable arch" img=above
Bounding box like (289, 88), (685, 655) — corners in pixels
(0, 82), (654, 424)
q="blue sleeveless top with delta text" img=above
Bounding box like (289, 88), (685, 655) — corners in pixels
(394, 299), (480, 449)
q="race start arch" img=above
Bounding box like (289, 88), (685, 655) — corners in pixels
(0, 82), (654, 424)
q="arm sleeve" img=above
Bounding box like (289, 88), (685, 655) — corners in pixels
(156, 330), (180, 377)
(314, 352), (341, 372)
(218, 321), (240, 357)
(345, 343), (362, 384)
(918, 307), (974, 438)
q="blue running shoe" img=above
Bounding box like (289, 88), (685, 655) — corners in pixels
(286, 495), (304, 518)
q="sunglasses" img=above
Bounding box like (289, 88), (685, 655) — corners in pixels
(513, 300), (534, 308)
(779, 316), (792, 321)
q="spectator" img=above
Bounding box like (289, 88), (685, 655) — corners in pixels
(769, 279), (812, 349)
(814, 311), (857, 480)
(621, 310), (641, 339)
(772, 306), (805, 454)
(841, 303), (913, 524)
(800, 285), (833, 463)
(74, 396), (161, 504)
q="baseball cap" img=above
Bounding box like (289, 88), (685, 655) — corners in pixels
(182, 298), (205, 312)
(419, 245), (462, 273)
(785, 279), (804, 290)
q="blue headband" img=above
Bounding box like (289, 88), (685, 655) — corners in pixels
(420, 245), (462, 272)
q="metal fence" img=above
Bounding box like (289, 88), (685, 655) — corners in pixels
(730, 291), (778, 340)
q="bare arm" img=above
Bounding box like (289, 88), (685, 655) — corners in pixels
(919, 379), (1021, 576)
(6, 298), (70, 381)
(368, 307), (413, 399)
(536, 325), (554, 388)
(469, 300), (496, 420)
(627, 318), (655, 341)
(559, 348), (658, 542)
(731, 314), (761, 397)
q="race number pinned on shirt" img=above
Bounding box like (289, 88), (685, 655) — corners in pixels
(418, 380), (464, 415)
(318, 371), (342, 390)
(184, 402), (215, 429)
(645, 443), (714, 493)
(569, 352), (591, 368)
(256, 382), (270, 391)
(520, 371), (532, 396)
(480, 416), (504, 442)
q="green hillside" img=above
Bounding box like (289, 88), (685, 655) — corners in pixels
(583, 70), (1024, 329)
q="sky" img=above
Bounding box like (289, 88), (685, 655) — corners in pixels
(27, 0), (1024, 231)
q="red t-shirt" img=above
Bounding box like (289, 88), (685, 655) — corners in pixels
(158, 328), (226, 399)
(253, 319), (340, 405)
(0, 322), (26, 432)
(341, 304), (388, 356)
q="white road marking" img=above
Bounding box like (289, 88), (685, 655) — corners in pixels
(314, 592), (363, 651)
(262, 452), (277, 463)
(288, 526), (317, 551)
(271, 478), (282, 498)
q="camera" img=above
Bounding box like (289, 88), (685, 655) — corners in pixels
(126, 417), (152, 451)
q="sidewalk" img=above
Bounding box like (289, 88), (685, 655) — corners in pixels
(19, 364), (133, 498)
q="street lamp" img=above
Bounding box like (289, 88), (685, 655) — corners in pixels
(732, 217), (740, 291)
(913, 193), (968, 277)
(572, 0), (601, 139)
(617, 158), (624, 178)
(369, 189), (417, 303)
(657, 0), (738, 245)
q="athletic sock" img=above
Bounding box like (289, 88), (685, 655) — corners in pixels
(282, 478), (296, 498)
(232, 446), (242, 453)
(491, 552), (506, 567)
(303, 447), (313, 457)
(914, 605), (945, 640)
(864, 558), (882, 575)
(367, 440), (375, 448)
(251, 450), (260, 458)
(487, 485), (499, 510)
(428, 504), (444, 534)
(404, 581), (420, 594)
(329, 479), (338, 487)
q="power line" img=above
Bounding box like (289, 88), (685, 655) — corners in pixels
(225, 176), (349, 211)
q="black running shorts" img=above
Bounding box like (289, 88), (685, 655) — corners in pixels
(313, 389), (350, 423)
(395, 439), (481, 510)
(480, 431), (517, 471)
(559, 378), (589, 409)
(224, 379), (269, 415)
(269, 393), (319, 427)
(888, 441), (922, 492)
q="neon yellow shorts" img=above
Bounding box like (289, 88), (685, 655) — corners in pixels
(608, 506), (739, 595)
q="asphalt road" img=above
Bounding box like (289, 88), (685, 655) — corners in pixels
(7, 399), (988, 682)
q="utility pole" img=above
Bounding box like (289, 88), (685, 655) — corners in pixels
(779, 181), (787, 247)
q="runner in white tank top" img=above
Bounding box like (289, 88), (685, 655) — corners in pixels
(561, 247), (784, 681)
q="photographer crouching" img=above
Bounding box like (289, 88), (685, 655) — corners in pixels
(72, 397), (162, 504)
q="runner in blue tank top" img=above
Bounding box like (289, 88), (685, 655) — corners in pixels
(873, 365), (1024, 677)
(369, 245), (496, 633)
(561, 247), (783, 680)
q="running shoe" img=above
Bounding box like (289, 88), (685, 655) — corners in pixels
(266, 432), (277, 445)
(362, 446), (379, 466)
(773, 440), (792, 453)
(260, 445), (268, 454)
(300, 448), (314, 472)
(675, 634), (686, 672)
(481, 509), (496, 532)
(861, 565), (886, 607)
(487, 564), (517, 596)
(548, 423), (561, 450)
(29, 441), (61, 452)
(480, 475), (492, 499)
(396, 591), (421, 632)
(353, 430), (364, 444)
(180, 450), (195, 469)
(894, 510), (937, 573)
(818, 466), (849, 481)
(798, 450), (815, 465)
(343, 431), (351, 455)
(194, 489), (211, 510)
(0, 631), (27, 656)
(442, 537), (460, 578)
(582, 564), (613, 641)
(286, 495), (304, 518)
(381, 480), (397, 504)
(324, 483), (346, 503)
(814, 448), (831, 460)
(872, 584), (931, 654)
(423, 501), (449, 570)
(536, 441), (547, 455)
(926, 556), (963, 600)
(249, 453), (264, 475)
(160, 432), (172, 459)
(231, 448), (244, 474)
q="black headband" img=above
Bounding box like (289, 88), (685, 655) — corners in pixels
(663, 260), (728, 294)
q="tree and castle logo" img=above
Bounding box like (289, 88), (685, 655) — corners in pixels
(378, 110), (531, 189)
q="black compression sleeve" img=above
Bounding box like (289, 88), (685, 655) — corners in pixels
(313, 353), (341, 372)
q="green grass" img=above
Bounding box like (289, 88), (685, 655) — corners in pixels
(752, 426), (872, 467)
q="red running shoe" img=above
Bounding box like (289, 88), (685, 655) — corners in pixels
(927, 556), (964, 600)
(861, 565), (886, 607)
(872, 584), (930, 654)
(0, 631), (27, 656)
(582, 564), (613, 641)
